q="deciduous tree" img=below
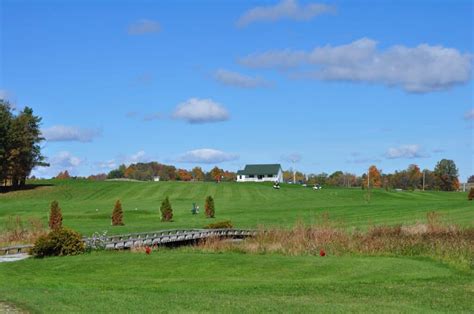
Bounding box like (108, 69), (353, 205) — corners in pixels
(433, 159), (459, 191)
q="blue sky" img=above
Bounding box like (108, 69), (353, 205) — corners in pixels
(1, 0), (473, 179)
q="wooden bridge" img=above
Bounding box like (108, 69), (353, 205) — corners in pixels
(1, 229), (257, 255)
(93, 228), (257, 250)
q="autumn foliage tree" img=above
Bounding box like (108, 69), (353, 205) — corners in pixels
(205, 196), (215, 218)
(368, 165), (382, 188)
(111, 200), (124, 226)
(48, 200), (63, 230)
(56, 170), (71, 179)
(160, 197), (173, 222)
(192, 167), (205, 181)
(468, 188), (474, 201)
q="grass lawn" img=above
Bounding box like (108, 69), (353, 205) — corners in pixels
(0, 250), (473, 313)
(0, 179), (472, 236)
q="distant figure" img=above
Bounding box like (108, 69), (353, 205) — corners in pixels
(273, 181), (280, 189)
(196, 205), (200, 214)
(191, 203), (197, 215)
(313, 184), (322, 190)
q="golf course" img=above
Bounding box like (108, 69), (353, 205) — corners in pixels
(0, 180), (473, 312)
(0, 179), (472, 235)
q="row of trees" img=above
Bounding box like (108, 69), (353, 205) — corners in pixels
(0, 100), (47, 188)
(296, 159), (462, 192)
(106, 162), (236, 182)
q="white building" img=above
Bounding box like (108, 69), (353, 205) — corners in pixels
(236, 164), (283, 183)
(153, 176), (160, 182)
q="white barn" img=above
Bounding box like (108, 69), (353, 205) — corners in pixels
(236, 164), (283, 183)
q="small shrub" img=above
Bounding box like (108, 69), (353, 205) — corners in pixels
(31, 228), (85, 258)
(48, 200), (63, 230)
(205, 196), (215, 218)
(204, 220), (233, 229)
(468, 188), (474, 201)
(111, 200), (124, 226)
(160, 197), (173, 222)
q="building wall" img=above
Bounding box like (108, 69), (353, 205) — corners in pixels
(237, 169), (283, 183)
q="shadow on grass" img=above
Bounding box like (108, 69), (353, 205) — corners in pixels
(0, 184), (54, 194)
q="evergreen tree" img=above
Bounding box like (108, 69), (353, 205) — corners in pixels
(111, 200), (124, 226)
(160, 197), (173, 222)
(205, 196), (215, 218)
(48, 200), (63, 230)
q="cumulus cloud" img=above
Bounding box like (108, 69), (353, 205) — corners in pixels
(385, 144), (428, 159)
(32, 151), (84, 178)
(239, 38), (472, 93)
(172, 98), (230, 124)
(237, 0), (335, 27)
(50, 151), (83, 168)
(464, 109), (474, 120)
(127, 19), (160, 35)
(178, 148), (238, 164)
(214, 69), (270, 88)
(42, 125), (102, 142)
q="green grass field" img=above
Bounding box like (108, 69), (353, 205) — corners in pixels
(1, 180), (473, 312)
(1, 250), (473, 313)
(0, 179), (472, 235)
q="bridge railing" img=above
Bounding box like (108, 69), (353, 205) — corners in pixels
(0, 244), (34, 255)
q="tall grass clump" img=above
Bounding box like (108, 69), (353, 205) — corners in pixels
(0, 216), (47, 246)
(197, 212), (474, 270)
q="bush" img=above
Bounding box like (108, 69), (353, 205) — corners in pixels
(468, 188), (474, 201)
(204, 220), (233, 229)
(31, 228), (85, 258)
(111, 200), (124, 226)
(160, 197), (173, 222)
(205, 196), (215, 218)
(48, 200), (63, 230)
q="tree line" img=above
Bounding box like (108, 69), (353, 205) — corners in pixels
(104, 162), (236, 182)
(305, 159), (461, 191)
(0, 100), (46, 188)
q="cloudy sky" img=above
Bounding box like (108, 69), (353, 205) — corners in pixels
(1, 0), (473, 179)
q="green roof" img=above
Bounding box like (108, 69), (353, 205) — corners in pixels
(237, 164), (282, 176)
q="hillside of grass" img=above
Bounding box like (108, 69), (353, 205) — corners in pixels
(0, 179), (472, 236)
(1, 250), (472, 313)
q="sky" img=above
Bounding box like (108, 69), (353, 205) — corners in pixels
(1, 0), (473, 179)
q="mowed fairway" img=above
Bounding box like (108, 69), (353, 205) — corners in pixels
(0, 179), (473, 235)
(0, 251), (473, 313)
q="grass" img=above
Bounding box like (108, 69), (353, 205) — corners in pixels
(0, 179), (472, 237)
(0, 250), (473, 313)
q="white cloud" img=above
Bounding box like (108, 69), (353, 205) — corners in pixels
(237, 0), (335, 27)
(172, 98), (230, 124)
(96, 159), (117, 170)
(464, 109), (474, 120)
(214, 69), (270, 88)
(239, 38), (472, 93)
(178, 148), (238, 164)
(385, 145), (427, 159)
(50, 151), (83, 168)
(32, 151), (84, 178)
(42, 125), (101, 142)
(127, 19), (160, 35)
